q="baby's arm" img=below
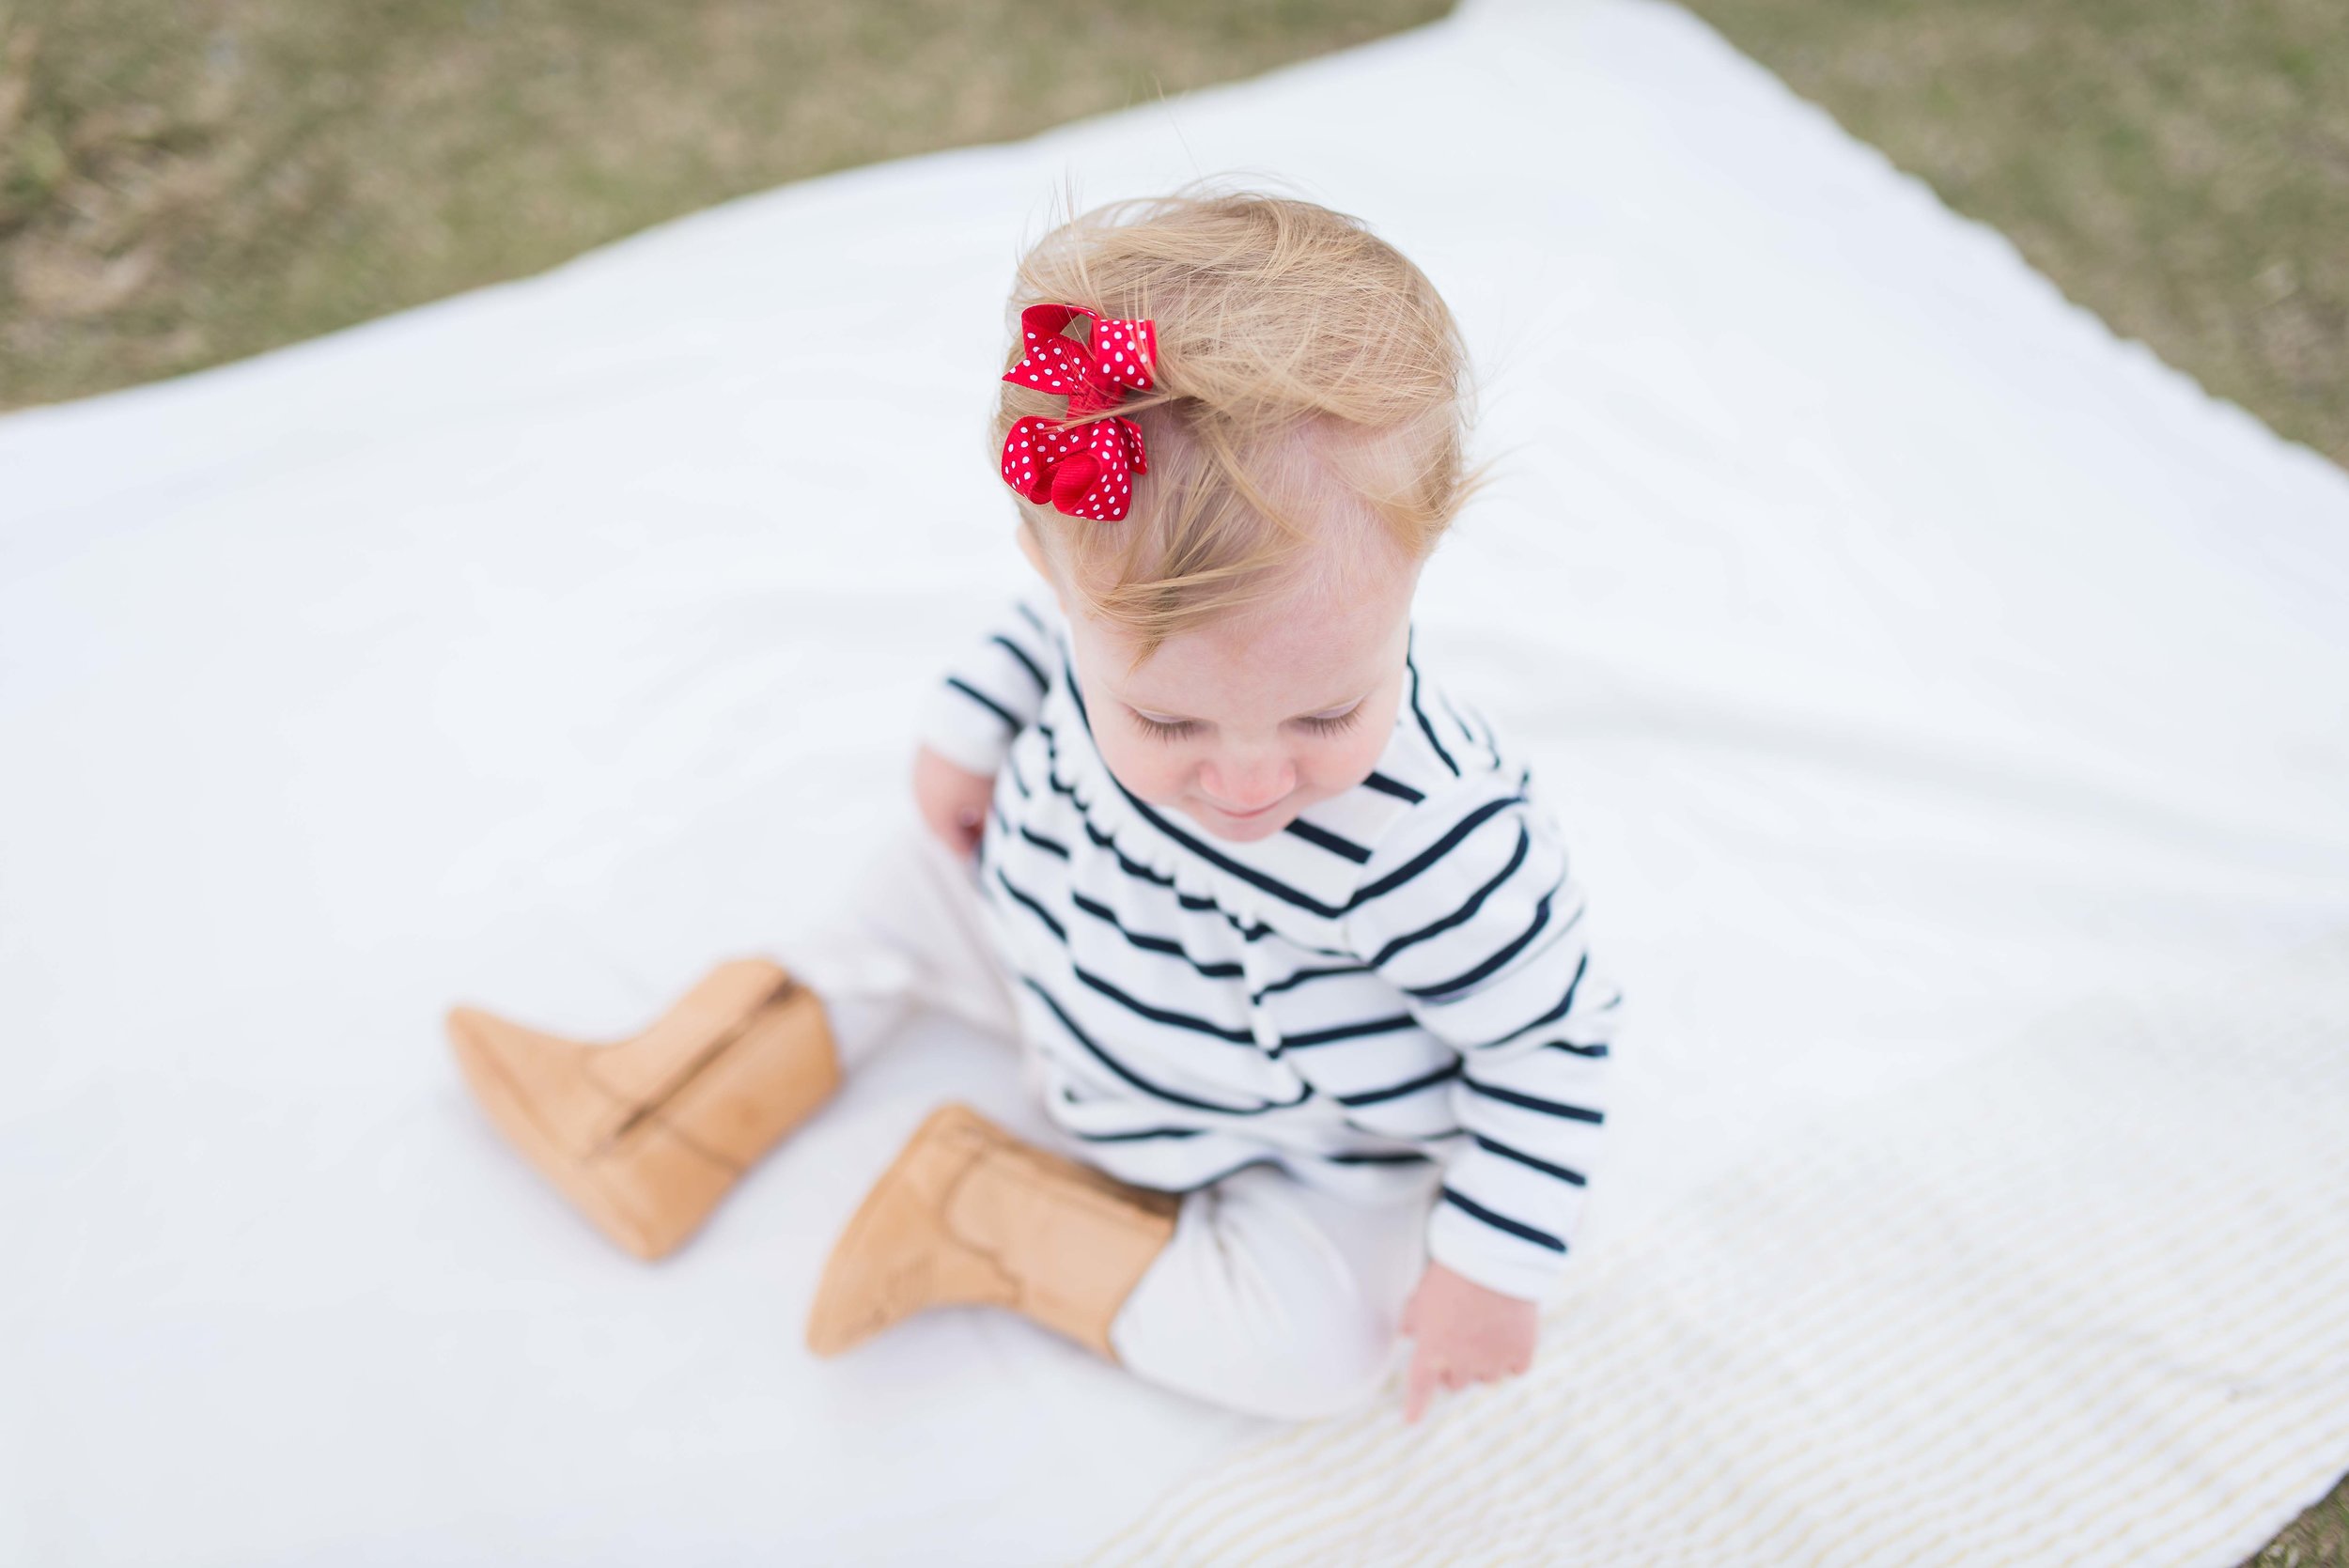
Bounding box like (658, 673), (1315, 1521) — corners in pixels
(1344, 790), (1622, 1409)
(913, 598), (1057, 857)
(911, 748), (996, 860)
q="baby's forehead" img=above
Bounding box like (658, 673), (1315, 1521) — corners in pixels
(1097, 539), (1420, 712)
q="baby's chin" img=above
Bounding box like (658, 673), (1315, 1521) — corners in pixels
(1186, 797), (1305, 844)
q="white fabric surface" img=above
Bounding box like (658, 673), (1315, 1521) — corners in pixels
(4, 0), (2345, 1562)
(1086, 936), (2349, 1566)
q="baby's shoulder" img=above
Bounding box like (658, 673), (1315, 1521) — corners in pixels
(1258, 650), (1555, 934)
(1377, 642), (1528, 807)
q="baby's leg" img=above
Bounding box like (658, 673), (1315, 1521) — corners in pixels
(446, 811), (1014, 1259)
(803, 1109), (1433, 1415)
(783, 812), (1019, 1070)
(1109, 1162), (1439, 1422)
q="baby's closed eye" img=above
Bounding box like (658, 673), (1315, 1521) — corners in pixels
(1125, 703), (1365, 742)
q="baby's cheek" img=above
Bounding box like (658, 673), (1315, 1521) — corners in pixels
(1315, 725), (1393, 794)
(1093, 731), (1187, 804)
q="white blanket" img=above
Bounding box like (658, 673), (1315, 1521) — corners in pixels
(1087, 939), (2349, 1566)
(5, 0), (2345, 1562)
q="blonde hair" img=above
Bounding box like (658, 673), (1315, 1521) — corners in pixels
(992, 181), (1486, 661)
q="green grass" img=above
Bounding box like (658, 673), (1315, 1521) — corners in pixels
(7, 0), (2341, 468)
(2253, 1473), (2349, 1568)
(1673, 0), (2348, 467)
(0, 0), (1451, 408)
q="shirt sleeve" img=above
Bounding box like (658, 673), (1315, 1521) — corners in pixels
(916, 595), (1059, 775)
(1340, 788), (1622, 1302)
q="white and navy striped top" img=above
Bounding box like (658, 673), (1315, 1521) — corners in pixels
(919, 596), (1622, 1302)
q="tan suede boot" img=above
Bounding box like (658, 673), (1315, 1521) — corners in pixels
(805, 1102), (1183, 1362)
(446, 958), (840, 1260)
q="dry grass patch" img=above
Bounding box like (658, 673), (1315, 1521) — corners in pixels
(0, 0), (1450, 409)
(1677, 0), (2348, 465)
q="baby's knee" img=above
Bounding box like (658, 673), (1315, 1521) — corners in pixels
(1225, 1299), (1398, 1422)
(1112, 1171), (1409, 1421)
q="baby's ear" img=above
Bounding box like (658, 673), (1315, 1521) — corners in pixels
(1014, 520), (1062, 603)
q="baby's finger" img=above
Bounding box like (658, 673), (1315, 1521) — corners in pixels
(1403, 1348), (1438, 1424)
(1493, 1353), (1532, 1383)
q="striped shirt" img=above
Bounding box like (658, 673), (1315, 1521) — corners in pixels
(919, 596), (1622, 1302)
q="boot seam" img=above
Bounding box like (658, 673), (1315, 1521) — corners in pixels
(598, 978), (809, 1156)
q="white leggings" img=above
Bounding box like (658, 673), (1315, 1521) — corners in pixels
(786, 815), (1434, 1423)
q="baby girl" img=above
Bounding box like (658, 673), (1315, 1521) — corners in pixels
(446, 186), (1621, 1425)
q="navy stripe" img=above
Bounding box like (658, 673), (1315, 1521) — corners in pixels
(998, 865), (1252, 986)
(1372, 821), (1532, 967)
(1438, 690), (1501, 770)
(1337, 1061), (1462, 1108)
(1472, 951), (1592, 1051)
(1020, 978), (1302, 1115)
(1403, 884), (1571, 1001)
(946, 676), (1019, 732)
(1277, 1013), (1419, 1050)
(1066, 888), (1245, 979)
(1073, 806), (1174, 888)
(1056, 782), (1290, 946)
(1471, 1132), (1587, 1187)
(1362, 770), (1425, 804)
(1461, 1077), (1605, 1124)
(1366, 825), (1531, 968)
(1320, 1149), (1433, 1166)
(1250, 963), (1369, 1002)
(1283, 816), (1373, 864)
(1071, 1127), (1205, 1142)
(1070, 965), (1256, 1046)
(1017, 823), (1070, 861)
(1029, 732), (1175, 889)
(1349, 793), (1524, 908)
(990, 634), (1049, 694)
(993, 869), (1066, 939)
(1056, 1091), (1209, 1144)
(1014, 600), (1050, 639)
(1407, 647), (1459, 777)
(1543, 1039), (1610, 1059)
(1440, 1187), (1566, 1252)
(1112, 775), (1349, 919)
(1177, 1157), (1281, 1191)
(995, 877), (1254, 1045)
(1346, 1118), (1470, 1141)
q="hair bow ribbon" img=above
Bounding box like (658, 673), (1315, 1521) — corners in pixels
(999, 303), (1157, 521)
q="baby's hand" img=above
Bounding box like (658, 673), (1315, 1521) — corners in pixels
(912, 744), (996, 860)
(1399, 1260), (1538, 1423)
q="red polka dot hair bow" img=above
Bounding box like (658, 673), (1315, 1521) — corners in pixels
(1000, 303), (1157, 521)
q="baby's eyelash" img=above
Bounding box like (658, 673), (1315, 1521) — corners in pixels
(1300, 706), (1363, 737)
(1128, 707), (1361, 740)
(1133, 713), (1197, 742)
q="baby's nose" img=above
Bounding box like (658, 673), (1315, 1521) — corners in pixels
(1201, 754), (1296, 813)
